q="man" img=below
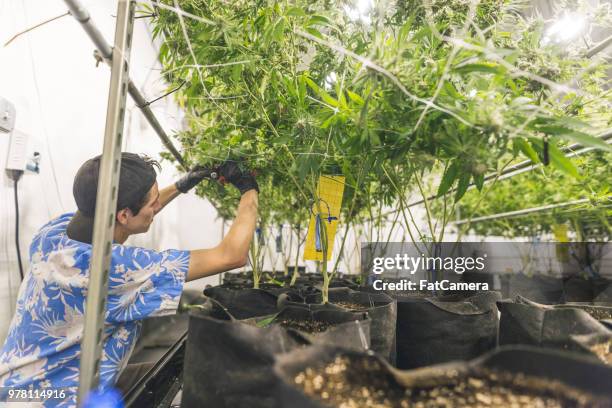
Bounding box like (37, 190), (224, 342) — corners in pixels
(0, 153), (258, 407)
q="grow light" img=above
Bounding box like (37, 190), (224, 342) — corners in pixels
(541, 12), (587, 45)
(343, 0), (373, 24)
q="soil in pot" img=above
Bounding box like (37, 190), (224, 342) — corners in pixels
(589, 341), (612, 364)
(248, 306), (371, 349)
(277, 319), (333, 334)
(570, 333), (612, 365)
(301, 287), (397, 363)
(291, 355), (608, 408)
(559, 305), (612, 321)
(288, 353), (610, 408)
(331, 301), (367, 311)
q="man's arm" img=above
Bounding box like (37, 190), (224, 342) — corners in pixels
(156, 166), (212, 213)
(186, 190), (258, 281)
(157, 184), (181, 212)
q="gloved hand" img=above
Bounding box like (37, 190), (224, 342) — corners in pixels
(175, 165), (210, 193)
(217, 160), (259, 195)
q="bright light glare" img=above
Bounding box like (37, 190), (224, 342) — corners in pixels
(542, 13), (587, 45)
(324, 72), (337, 90)
(343, 0), (373, 24)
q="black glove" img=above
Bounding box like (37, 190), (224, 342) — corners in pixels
(175, 165), (210, 193)
(217, 160), (259, 195)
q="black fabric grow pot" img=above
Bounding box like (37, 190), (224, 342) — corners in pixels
(593, 278), (612, 303)
(503, 274), (564, 304)
(563, 276), (595, 303)
(272, 345), (612, 408)
(498, 298), (611, 352)
(203, 286), (280, 319)
(181, 306), (370, 408)
(395, 291), (501, 369)
(280, 287), (397, 363)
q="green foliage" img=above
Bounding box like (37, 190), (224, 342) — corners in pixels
(151, 0), (610, 236)
(452, 151), (612, 240)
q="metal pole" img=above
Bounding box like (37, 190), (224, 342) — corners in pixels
(64, 0), (187, 170)
(452, 198), (591, 225)
(77, 1), (135, 405)
(586, 34), (612, 59)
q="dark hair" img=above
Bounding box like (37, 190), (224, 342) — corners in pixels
(126, 155), (161, 216)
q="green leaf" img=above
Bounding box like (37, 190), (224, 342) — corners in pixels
(307, 15), (333, 27)
(346, 90), (364, 105)
(548, 142), (581, 178)
(546, 127), (611, 152)
(231, 63), (243, 82)
(272, 18), (286, 43)
(286, 7), (305, 17)
(255, 313), (279, 328)
(455, 172), (471, 201)
(321, 113), (337, 129)
(473, 173), (485, 191)
(454, 62), (504, 75)
(304, 77), (339, 108)
(531, 117), (609, 151)
(304, 27), (323, 39)
(443, 82), (461, 99)
(437, 161), (459, 196)
(298, 75), (307, 103)
(514, 138), (539, 163)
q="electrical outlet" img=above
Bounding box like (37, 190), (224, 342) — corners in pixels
(6, 129), (29, 173)
(0, 97), (16, 133)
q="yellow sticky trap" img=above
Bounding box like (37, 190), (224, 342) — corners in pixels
(304, 175), (345, 261)
(553, 224), (569, 243)
(553, 224), (570, 263)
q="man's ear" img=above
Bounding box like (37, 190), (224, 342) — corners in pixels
(116, 208), (132, 226)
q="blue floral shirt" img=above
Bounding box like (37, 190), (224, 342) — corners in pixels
(0, 213), (190, 407)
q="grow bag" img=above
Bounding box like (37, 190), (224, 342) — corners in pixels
(498, 298), (611, 352)
(503, 274), (564, 304)
(563, 276), (595, 303)
(593, 278), (612, 303)
(395, 291), (501, 369)
(273, 345), (612, 408)
(570, 332), (612, 365)
(281, 287), (397, 363)
(556, 303), (612, 321)
(203, 286), (280, 319)
(181, 306), (371, 408)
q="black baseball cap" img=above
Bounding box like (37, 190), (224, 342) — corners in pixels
(66, 152), (158, 244)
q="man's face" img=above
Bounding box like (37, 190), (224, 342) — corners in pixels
(120, 182), (161, 234)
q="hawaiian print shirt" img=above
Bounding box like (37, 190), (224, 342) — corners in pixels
(0, 213), (190, 407)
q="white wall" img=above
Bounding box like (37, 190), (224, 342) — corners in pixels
(0, 0), (223, 343)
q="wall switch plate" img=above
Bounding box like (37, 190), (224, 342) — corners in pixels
(6, 129), (28, 172)
(0, 97), (16, 133)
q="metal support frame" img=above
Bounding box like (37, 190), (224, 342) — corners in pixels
(76, 0), (135, 404)
(586, 34), (612, 59)
(65, 0), (186, 170)
(452, 198), (591, 225)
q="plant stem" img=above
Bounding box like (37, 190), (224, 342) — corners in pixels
(412, 166), (436, 242)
